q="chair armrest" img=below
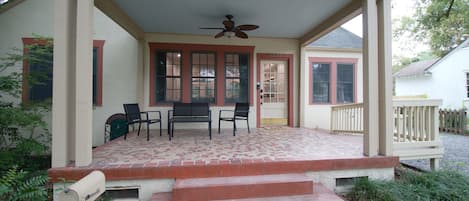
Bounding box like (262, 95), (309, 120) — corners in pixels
(146, 111), (162, 119)
(139, 111), (149, 120)
(219, 109), (234, 117)
(168, 110), (173, 119)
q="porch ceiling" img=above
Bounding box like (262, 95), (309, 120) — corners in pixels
(112, 0), (354, 38)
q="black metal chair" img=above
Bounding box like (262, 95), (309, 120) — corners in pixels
(123, 103), (161, 141)
(218, 102), (250, 136)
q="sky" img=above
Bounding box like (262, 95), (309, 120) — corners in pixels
(341, 0), (430, 61)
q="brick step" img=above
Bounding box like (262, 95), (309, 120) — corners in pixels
(172, 173), (313, 201)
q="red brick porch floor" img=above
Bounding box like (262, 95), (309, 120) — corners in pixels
(91, 127), (363, 167)
(49, 127), (399, 182)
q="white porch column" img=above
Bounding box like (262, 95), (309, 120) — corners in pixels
(362, 0), (380, 156)
(52, 0), (94, 167)
(137, 39), (145, 107)
(377, 0), (393, 155)
(299, 46), (307, 127)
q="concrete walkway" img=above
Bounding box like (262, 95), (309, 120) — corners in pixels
(402, 133), (469, 175)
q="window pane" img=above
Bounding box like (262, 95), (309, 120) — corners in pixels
(224, 53), (249, 103)
(337, 63), (354, 104)
(312, 63), (330, 103)
(191, 78), (215, 103)
(155, 51), (182, 102)
(191, 52), (216, 103)
(28, 44), (53, 101)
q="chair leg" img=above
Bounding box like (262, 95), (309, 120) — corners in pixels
(209, 121), (212, 140)
(159, 121), (162, 136)
(146, 122), (150, 141)
(138, 122), (141, 136)
(247, 118), (250, 133)
(168, 121), (171, 141)
(167, 120), (170, 135)
(233, 120), (236, 136)
(218, 118), (221, 134)
(171, 121), (175, 138)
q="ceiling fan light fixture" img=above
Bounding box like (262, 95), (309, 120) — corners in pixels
(200, 15), (259, 39)
(225, 31), (235, 38)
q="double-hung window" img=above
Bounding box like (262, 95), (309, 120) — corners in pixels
(336, 63), (354, 104)
(27, 43), (53, 101)
(23, 38), (103, 105)
(310, 57), (356, 104)
(312, 63), (331, 103)
(191, 52), (216, 103)
(224, 53), (249, 103)
(149, 43), (253, 106)
(154, 51), (182, 102)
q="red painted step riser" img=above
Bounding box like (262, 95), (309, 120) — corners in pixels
(172, 181), (313, 201)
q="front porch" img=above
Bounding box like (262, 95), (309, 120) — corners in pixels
(93, 127), (364, 167)
(49, 128), (398, 199)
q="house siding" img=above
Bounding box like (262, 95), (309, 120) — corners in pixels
(302, 49), (363, 129)
(395, 47), (469, 109)
(0, 0), (138, 146)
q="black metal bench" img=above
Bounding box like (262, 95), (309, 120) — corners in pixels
(168, 102), (212, 140)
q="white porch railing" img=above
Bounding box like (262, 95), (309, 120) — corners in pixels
(330, 103), (364, 134)
(392, 99), (444, 163)
(330, 99), (444, 169)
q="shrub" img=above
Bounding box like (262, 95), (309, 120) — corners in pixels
(0, 167), (49, 201)
(347, 170), (469, 201)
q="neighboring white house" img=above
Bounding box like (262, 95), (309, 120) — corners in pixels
(304, 27), (363, 129)
(394, 39), (469, 109)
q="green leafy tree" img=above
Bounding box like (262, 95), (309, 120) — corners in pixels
(394, 0), (469, 57)
(0, 36), (52, 173)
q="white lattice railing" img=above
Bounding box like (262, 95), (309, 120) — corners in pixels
(330, 103), (364, 134)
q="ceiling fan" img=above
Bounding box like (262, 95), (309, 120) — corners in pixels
(200, 15), (259, 39)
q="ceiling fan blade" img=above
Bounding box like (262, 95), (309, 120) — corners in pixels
(200, 27), (225, 30)
(235, 30), (248, 39)
(237, 24), (259, 31)
(215, 31), (225, 38)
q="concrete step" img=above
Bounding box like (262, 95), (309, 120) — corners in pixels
(215, 183), (345, 201)
(171, 173), (313, 201)
(150, 192), (171, 201)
